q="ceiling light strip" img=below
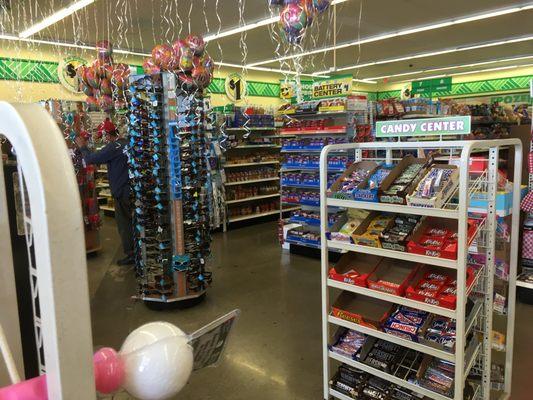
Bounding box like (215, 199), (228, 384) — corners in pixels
(313, 35), (533, 75)
(364, 56), (533, 81)
(247, 3), (533, 67)
(19, 0), (95, 38)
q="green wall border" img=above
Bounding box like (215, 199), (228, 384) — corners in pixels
(0, 57), (530, 101)
(377, 75), (533, 100)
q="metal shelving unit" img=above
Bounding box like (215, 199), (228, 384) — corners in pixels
(279, 109), (359, 252)
(221, 123), (284, 230)
(320, 140), (522, 400)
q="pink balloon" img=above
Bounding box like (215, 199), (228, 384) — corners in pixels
(143, 58), (160, 75)
(152, 44), (174, 70)
(93, 347), (125, 394)
(184, 35), (205, 56)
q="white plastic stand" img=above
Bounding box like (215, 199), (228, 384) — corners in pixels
(0, 103), (95, 399)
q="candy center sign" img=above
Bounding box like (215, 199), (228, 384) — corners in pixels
(376, 116), (471, 138)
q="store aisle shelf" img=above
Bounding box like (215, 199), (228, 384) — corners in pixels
(328, 315), (455, 361)
(328, 351), (452, 400)
(228, 209), (280, 223)
(329, 388), (353, 400)
(327, 240), (457, 269)
(516, 280), (533, 289)
(224, 161), (279, 168)
(226, 193), (280, 204)
(100, 206), (115, 212)
(225, 177), (279, 186)
(327, 279), (456, 318)
(326, 198), (459, 219)
(231, 144), (281, 149)
(225, 127), (276, 131)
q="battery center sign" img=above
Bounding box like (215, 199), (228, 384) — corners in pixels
(376, 116), (471, 137)
(312, 75), (352, 99)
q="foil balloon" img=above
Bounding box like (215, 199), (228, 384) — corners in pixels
(152, 44), (174, 70)
(279, 3), (308, 44)
(172, 39), (187, 60)
(96, 40), (113, 63)
(102, 64), (114, 81)
(85, 67), (100, 89)
(99, 78), (113, 96)
(192, 66), (211, 89)
(203, 55), (214, 73)
(143, 58), (161, 75)
(178, 46), (194, 72)
(184, 35), (205, 56)
(99, 94), (113, 111)
(82, 84), (94, 97)
(120, 322), (193, 400)
(312, 0), (331, 13)
(86, 96), (99, 107)
(302, 0), (317, 25)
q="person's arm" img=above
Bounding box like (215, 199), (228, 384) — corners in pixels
(76, 139), (117, 165)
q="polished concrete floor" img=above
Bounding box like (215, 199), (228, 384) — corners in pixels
(89, 217), (533, 400)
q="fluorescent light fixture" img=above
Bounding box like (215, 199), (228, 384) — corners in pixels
(19, 0), (95, 38)
(215, 61), (328, 77)
(313, 35), (533, 75)
(363, 55), (533, 81)
(248, 3), (533, 67)
(353, 79), (377, 84)
(204, 0), (348, 42)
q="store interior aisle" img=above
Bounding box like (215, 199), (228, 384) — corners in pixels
(89, 220), (323, 400)
(88, 218), (533, 400)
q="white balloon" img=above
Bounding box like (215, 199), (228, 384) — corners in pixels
(120, 322), (194, 400)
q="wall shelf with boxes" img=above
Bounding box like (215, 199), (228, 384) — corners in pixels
(278, 96), (371, 253)
(320, 140), (522, 400)
(220, 108), (292, 229)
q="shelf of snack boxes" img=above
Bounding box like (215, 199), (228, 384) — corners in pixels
(277, 98), (369, 251)
(320, 140), (523, 400)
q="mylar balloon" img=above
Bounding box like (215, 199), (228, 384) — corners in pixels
(185, 35), (205, 56)
(192, 66), (212, 89)
(312, 0), (331, 13)
(86, 96), (99, 107)
(280, 3), (308, 44)
(100, 79), (113, 96)
(178, 46), (194, 72)
(152, 44), (174, 70)
(143, 58), (161, 75)
(82, 84), (94, 97)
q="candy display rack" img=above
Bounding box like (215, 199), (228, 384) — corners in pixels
(320, 140), (522, 400)
(128, 72), (212, 306)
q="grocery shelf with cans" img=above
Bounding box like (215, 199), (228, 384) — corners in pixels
(320, 139), (522, 400)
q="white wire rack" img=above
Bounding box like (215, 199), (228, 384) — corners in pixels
(320, 139), (522, 400)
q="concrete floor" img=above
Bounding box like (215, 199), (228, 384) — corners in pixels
(89, 217), (533, 400)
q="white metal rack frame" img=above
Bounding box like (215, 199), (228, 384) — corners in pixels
(319, 140), (522, 400)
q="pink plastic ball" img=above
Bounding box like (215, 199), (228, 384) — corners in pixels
(185, 35), (205, 56)
(93, 347), (125, 394)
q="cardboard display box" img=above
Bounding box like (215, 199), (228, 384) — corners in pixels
(405, 265), (476, 310)
(351, 212), (395, 248)
(378, 155), (429, 205)
(406, 164), (460, 208)
(367, 259), (421, 296)
(331, 291), (394, 330)
(329, 252), (383, 287)
(407, 217), (477, 260)
(328, 160), (379, 201)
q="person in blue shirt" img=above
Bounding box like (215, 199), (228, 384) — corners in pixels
(75, 119), (134, 265)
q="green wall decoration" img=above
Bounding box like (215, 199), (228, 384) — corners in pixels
(0, 57), (59, 83)
(207, 77), (280, 98)
(0, 56), (529, 102)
